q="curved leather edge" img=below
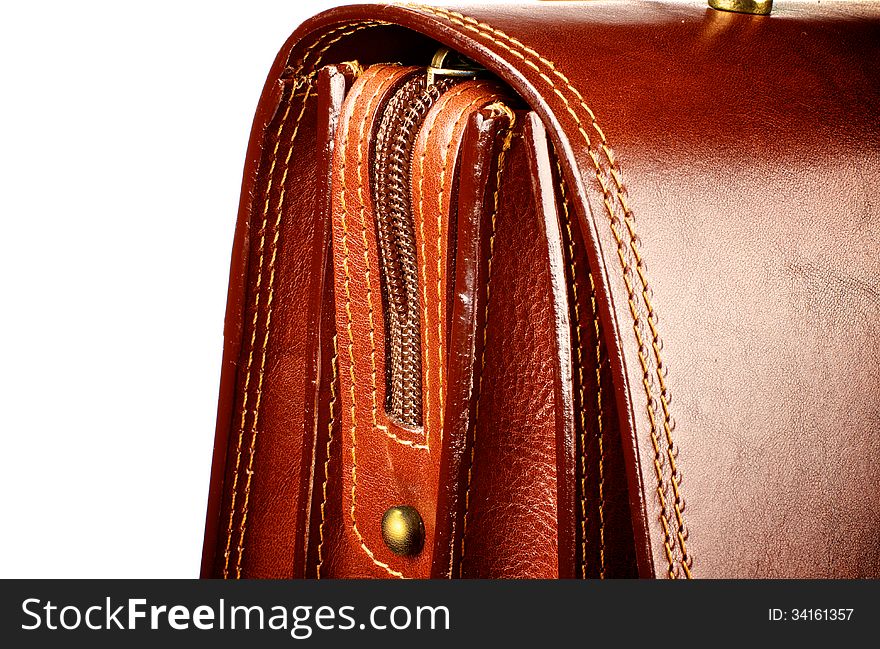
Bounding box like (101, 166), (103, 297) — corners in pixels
(295, 2), (659, 576)
(200, 2), (657, 578)
(203, 2), (675, 579)
(205, 0), (880, 580)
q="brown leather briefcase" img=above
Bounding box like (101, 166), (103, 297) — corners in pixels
(201, 0), (880, 579)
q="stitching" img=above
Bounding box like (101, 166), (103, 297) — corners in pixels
(436, 89), (504, 447)
(222, 20), (381, 579)
(314, 59), (363, 581)
(627, 224), (692, 578)
(315, 334), (339, 579)
(341, 65), (412, 578)
(589, 272), (607, 579)
(410, 4), (692, 577)
(221, 82), (296, 580)
(357, 68), (430, 451)
(414, 82), (501, 451)
(446, 519), (457, 579)
(459, 104), (516, 577)
(235, 86), (313, 576)
(555, 161), (590, 579)
(235, 23), (382, 580)
(559, 159), (607, 579)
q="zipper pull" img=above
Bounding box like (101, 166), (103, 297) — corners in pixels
(426, 47), (484, 86)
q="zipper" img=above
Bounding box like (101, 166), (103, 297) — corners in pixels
(370, 50), (483, 428)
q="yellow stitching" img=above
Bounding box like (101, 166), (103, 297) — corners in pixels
(446, 519), (457, 579)
(588, 272), (607, 579)
(355, 69), (429, 451)
(417, 83), (492, 450)
(224, 20), (382, 579)
(410, 4), (692, 577)
(222, 83), (295, 580)
(414, 83), (501, 452)
(555, 161), (589, 579)
(337, 60), (365, 78)
(342, 65), (411, 578)
(437, 88), (504, 447)
(416, 105), (432, 451)
(559, 160), (606, 579)
(316, 334), (339, 579)
(235, 82), (318, 577)
(459, 105), (516, 577)
(557, 154), (608, 577)
(314, 59), (364, 581)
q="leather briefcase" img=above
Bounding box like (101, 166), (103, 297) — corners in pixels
(201, 0), (880, 579)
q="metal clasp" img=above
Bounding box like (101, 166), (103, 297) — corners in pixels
(709, 0), (773, 15)
(426, 47), (484, 85)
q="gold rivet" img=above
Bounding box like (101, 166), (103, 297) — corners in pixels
(381, 505), (424, 556)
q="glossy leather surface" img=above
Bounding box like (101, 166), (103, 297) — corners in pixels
(457, 111), (570, 578)
(203, 1), (880, 579)
(325, 65), (515, 577)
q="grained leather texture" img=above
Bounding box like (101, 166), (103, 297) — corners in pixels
(303, 63), (359, 579)
(431, 108), (515, 577)
(203, 1), (880, 579)
(457, 110), (569, 578)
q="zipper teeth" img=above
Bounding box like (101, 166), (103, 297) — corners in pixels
(372, 74), (458, 428)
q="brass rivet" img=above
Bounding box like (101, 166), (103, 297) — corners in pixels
(381, 505), (424, 556)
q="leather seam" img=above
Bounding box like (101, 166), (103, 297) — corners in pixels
(414, 83), (502, 452)
(356, 68), (430, 451)
(222, 20), (382, 580)
(556, 161), (590, 579)
(459, 106), (516, 577)
(315, 334), (339, 579)
(412, 5), (693, 577)
(589, 272), (607, 579)
(221, 81), (298, 581)
(314, 60), (363, 580)
(341, 65), (412, 578)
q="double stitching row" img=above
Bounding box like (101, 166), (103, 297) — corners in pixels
(414, 82), (504, 452)
(222, 20), (384, 580)
(555, 161), (589, 577)
(314, 61), (364, 580)
(415, 83), (488, 451)
(359, 67), (430, 451)
(222, 79), (296, 581)
(409, 4), (692, 577)
(339, 65), (412, 578)
(558, 162), (606, 579)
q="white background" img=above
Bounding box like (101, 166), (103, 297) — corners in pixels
(0, 0), (340, 578)
(0, 0), (515, 578)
